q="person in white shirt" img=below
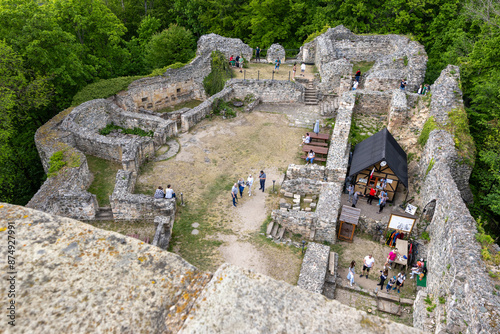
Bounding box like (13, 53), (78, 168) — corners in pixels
(301, 132), (311, 146)
(300, 62), (306, 76)
(352, 80), (359, 90)
(165, 184), (176, 199)
(247, 174), (254, 196)
(360, 254), (375, 279)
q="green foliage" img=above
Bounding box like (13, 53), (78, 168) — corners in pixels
(144, 24), (196, 70)
(421, 231), (430, 241)
(86, 155), (121, 206)
(403, 55), (408, 66)
(203, 51), (233, 96)
(99, 123), (154, 137)
(445, 108), (475, 165)
(426, 158), (435, 177)
(418, 117), (437, 147)
(211, 98), (236, 118)
(304, 25), (330, 44)
(147, 61), (189, 78)
(47, 151), (67, 178)
(424, 295), (433, 305)
(72, 76), (143, 106)
(352, 61), (375, 75)
(439, 296), (446, 304)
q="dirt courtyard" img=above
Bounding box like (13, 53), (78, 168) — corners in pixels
(232, 62), (317, 81)
(136, 111), (307, 284)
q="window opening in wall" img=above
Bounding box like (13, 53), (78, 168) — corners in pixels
(142, 97), (148, 102)
(176, 88), (181, 93)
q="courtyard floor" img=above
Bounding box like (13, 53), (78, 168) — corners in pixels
(232, 62), (318, 81)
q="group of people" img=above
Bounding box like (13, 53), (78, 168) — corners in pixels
(154, 185), (176, 199)
(346, 251), (409, 294)
(347, 178), (389, 213)
(231, 171), (267, 207)
(352, 69), (361, 90)
(300, 132), (316, 164)
(229, 55), (244, 72)
(417, 84), (430, 95)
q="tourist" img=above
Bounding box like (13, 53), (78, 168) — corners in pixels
(165, 184), (176, 199)
(410, 258), (425, 279)
(355, 69), (361, 82)
(301, 62), (306, 76)
(235, 55), (240, 68)
(377, 192), (388, 213)
(259, 170), (266, 192)
(239, 56), (244, 73)
(275, 57), (281, 72)
(231, 183), (238, 207)
(378, 269), (389, 288)
(292, 63), (297, 80)
(367, 187), (377, 205)
(154, 186), (165, 199)
(347, 260), (356, 287)
(247, 174), (254, 196)
(386, 248), (398, 268)
(306, 150), (315, 164)
(352, 80), (358, 90)
(301, 132), (311, 146)
(256, 47), (260, 62)
(386, 276), (396, 292)
(417, 84), (423, 94)
(229, 55), (235, 67)
(238, 178), (245, 198)
(348, 184), (355, 203)
(400, 79), (407, 90)
(351, 191), (361, 208)
(393, 270), (406, 293)
(360, 254), (375, 279)
(378, 189), (387, 206)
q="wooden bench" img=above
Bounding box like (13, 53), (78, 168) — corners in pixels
(301, 155), (327, 162)
(302, 145), (328, 155)
(309, 133), (330, 142)
(307, 141), (328, 147)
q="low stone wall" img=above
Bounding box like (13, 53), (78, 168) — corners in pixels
(110, 170), (176, 220)
(387, 90), (409, 131)
(271, 210), (317, 237)
(285, 164), (326, 181)
(181, 87), (233, 131)
(197, 33), (253, 61)
(353, 90), (392, 117)
(281, 178), (325, 195)
(266, 43), (286, 63)
(152, 216), (172, 250)
(228, 79), (304, 103)
(49, 190), (98, 220)
(317, 58), (352, 94)
(315, 182), (343, 243)
(297, 242), (331, 294)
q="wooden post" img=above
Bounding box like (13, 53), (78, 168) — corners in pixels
(289, 71), (291, 81)
(258, 70), (259, 81)
(272, 71), (274, 81)
(244, 70), (246, 80)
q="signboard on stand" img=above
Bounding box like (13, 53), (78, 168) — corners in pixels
(386, 213), (416, 234)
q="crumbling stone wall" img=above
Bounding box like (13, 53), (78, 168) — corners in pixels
(228, 79), (305, 103)
(412, 67), (499, 333)
(297, 242), (330, 294)
(281, 178), (325, 195)
(285, 164), (326, 181)
(387, 90), (409, 131)
(353, 90), (392, 118)
(266, 43), (286, 63)
(196, 33), (253, 61)
(272, 210), (317, 237)
(181, 87), (233, 131)
(317, 58), (352, 94)
(110, 170), (176, 220)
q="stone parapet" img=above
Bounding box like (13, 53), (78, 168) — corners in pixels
(315, 182), (343, 243)
(227, 79), (305, 103)
(285, 164), (326, 181)
(297, 242), (331, 294)
(181, 87), (233, 131)
(281, 178), (325, 195)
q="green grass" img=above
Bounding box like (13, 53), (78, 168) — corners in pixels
(86, 156), (122, 206)
(169, 174), (234, 271)
(352, 61), (375, 75)
(418, 116), (437, 147)
(72, 76), (143, 106)
(421, 231), (430, 241)
(157, 99), (203, 113)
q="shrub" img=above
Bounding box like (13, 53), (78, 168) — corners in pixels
(403, 55), (408, 66)
(144, 24), (196, 70)
(418, 116), (437, 147)
(147, 62), (187, 77)
(47, 151), (67, 178)
(72, 76), (143, 106)
(212, 98), (236, 118)
(99, 123), (154, 137)
(203, 51), (233, 96)
(304, 25), (330, 44)
(446, 108), (475, 166)
(421, 231), (430, 241)
(425, 158), (435, 177)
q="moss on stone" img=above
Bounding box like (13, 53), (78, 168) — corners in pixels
(418, 116), (437, 147)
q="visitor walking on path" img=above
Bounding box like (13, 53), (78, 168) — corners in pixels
(231, 183), (238, 207)
(247, 174), (254, 196)
(256, 47), (260, 62)
(154, 186), (165, 199)
(165, 185), (176, 198)
(400, 79), (407, 90)
(347, 261), (356, 287)
(355, 69), (361, 82)
(238, 178), (245, 198)
(367, 187), (376, 205)
(351, 191), (361, 208)
(348, 184), (355, 202)
(239, 56), (244, 72)
(394, 271), (406, 293)
(360, 254), (375, 279)
(378, 192), (388, 213)
(259, 170), (266, 192)
(378, 269), (389, 288)
(275, 57), (281, 72)
(352, 80), (358, 90)
(292, 63), (297, 80)
(301, 62), (306, 76)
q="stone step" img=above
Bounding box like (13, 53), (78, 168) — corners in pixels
(266, 221), (275, 235)
(95, 207), (114, 220)
(271, 223), (280, 238)
(309, 228), (316, 240)
(305, 102), (319, 105)
(277, 227), (286, 240)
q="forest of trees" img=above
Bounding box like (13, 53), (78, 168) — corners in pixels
(0, 0), (498, 236)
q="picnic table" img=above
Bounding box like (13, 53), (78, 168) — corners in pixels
(394, 239), (408, 271)
(301, 145), (328, 162)
(309, 132), (330, 142)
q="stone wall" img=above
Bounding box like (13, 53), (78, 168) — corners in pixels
(271, 209), (317, 237)
(285, 164), (326, 181)
(281, 178), (325, 195)
(196, 33), (253, 61)
(387, 90), (409, 131)
(152, 215), (172, 250)
(315, 182), (343, 242)
(412, 67), (500, 333)
(317, 58), (353, 94)
(266, 43), (286, 63)
(353, 90), (392, 118)
(228, 79), (305, 103)
(110, 170), (176, 220)
(297, 242), (331, 294)
(114, 56), (210, 113)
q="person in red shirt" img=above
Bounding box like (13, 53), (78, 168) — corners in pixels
(367, 187), (377, 205)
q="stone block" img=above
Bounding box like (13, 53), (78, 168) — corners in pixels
(294, 194), (301, 199)
(310, 203), (317, 208)
(284, 192), (294, 198)
(305, 208), (311, 212)
(303, 198), (313, 203)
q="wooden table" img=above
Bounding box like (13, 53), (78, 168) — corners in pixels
(309, 132), (330, 142)
(394, 239), (408, 271)
(302, 145), (328, 155)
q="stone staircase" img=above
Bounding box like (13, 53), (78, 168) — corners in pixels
(95, 207), (113, 220)
(304, 80), (318, 105)
(266, 220), (286, 240)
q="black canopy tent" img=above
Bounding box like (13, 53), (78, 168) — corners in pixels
(348, 128), (408, 202)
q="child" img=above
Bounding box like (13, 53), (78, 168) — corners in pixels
(347, 261), (356, 287)
(378, 269), (388, 288)
(386, 276), (396, 292)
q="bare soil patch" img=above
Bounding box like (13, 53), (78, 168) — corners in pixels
(232, 62), (317, 81)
